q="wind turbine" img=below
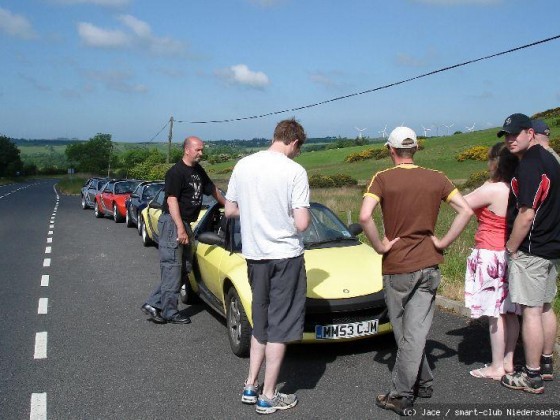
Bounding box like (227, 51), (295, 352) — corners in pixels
(443, 123), (454, 135)
(355, 127), (367, 139)
(378, 124), (387, 139)
(466, 123), (476, 133)
(421, 125), (431, 137)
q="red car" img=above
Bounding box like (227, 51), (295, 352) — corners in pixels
(94, 179), (141, 222)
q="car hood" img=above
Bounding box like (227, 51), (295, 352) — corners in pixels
(304, 244), (382, 299)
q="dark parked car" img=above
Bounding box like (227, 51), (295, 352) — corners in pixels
(94, 179), (141, 222)
(125, 180), (164, 233)
(81, 177), (109, 209)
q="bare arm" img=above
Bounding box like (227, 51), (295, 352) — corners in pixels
(505, 206), (534, 253)
(293, 207), (310, 232)
(224, 199), (239, 218)
(359, 195), (399, 254)
(464, 182), (493, 210)
(212, 185), (226, 207)
(167, 196), (189, 245)
(431, 192), (474, 250)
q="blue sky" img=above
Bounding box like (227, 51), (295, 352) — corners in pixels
(1, 0), (559, 143)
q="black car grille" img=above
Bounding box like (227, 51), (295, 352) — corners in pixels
(303, 306), (389, 332)
(303, 292), (389, 332)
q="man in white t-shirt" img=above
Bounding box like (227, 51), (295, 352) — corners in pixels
(225, 118), (310, 415)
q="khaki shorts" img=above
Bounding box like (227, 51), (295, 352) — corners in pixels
(508, 250), (558, 306)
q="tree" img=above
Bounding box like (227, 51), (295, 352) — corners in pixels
(0, 135), (24, 177)
(65, 133), (113, 174)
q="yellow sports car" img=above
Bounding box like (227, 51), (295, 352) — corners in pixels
(184, 201), (392, 357)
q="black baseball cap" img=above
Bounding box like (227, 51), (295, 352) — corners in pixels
(497, 113), (532, 138)
(532, 119), (550, 136)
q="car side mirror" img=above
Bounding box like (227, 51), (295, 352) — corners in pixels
(197, 232), (225, 247)
(348, 223), (363, 236)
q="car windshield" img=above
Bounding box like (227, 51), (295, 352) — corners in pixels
(143, 183), (164, 200)
(302, 203), (359, 249)
(115, 180), (138, 194)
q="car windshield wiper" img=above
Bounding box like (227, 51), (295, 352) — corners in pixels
(305, 236), (358, 249)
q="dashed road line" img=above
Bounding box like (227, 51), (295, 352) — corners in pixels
(38, 298), (48, 315)
(33, 332), (48, 359)
(42, 258), (51, 267)
(40, 275), (49, 287)
(30, 393), (47, 420)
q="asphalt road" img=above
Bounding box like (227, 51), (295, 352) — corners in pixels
(1, 180), (559, 419)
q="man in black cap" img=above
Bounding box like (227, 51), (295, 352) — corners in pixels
(498, 113), (560, 394)
(532, 119), (560, 164)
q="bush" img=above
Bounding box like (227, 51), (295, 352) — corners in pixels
(550, 136), (560, 154)
(309, 173), (357, 188)
(461, 170), (488, 191)
(309, 174), (336, 188)
(456, 146), (489, 162)
(345, 146), (389, 163)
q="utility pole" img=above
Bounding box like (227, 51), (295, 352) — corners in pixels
(167, 116), (174, 164)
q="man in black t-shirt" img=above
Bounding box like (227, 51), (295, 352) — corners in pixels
(141, 136), (225, 324)
(498, 113), (560, 394)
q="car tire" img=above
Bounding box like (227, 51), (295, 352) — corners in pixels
(81, 195), (89, 209)
(136, 211), (143, 235)
(94, 201), (103, 218)
(226, 287), (251, 357)
(113, 204), (124, 223)
(125, 207), (134, 227)
(141, 216), (154, 247)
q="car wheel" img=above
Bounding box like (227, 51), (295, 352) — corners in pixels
(137, 211), (143, 235)
(125, 207), (134, 228)
(113, 204), (124, 223)
(81, 195), (89, 209)
(94, 201), (103, 218)
(226, 287), (251, 357)
(141, 216), (154, 247)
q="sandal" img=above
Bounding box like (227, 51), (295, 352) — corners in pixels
(469, 364), (503, 381)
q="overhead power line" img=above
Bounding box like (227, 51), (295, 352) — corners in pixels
(171, 34), (560, 125)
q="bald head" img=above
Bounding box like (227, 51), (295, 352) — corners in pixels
(182, 136), (204, 166)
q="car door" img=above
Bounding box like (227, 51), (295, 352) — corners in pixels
(146, 189), (165, 241)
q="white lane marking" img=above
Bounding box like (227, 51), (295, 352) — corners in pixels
(45, 247), (52, 254)
(49, 224), (54, 229)
(43, 259), (51, 267)
(41, 275), (49, 286)
(47, 237), (52, 243)
(34, 332), (47, 359)
(48, 231), (53, 235)
(38, 298), (48, 314)
(30, 393), (47, 420)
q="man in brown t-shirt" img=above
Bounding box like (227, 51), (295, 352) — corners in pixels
(359, 126), (472, 416)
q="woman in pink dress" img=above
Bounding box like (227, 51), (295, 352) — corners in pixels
(464, 142), (521, 380)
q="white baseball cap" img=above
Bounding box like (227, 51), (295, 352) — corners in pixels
(386, 126), (418, 149)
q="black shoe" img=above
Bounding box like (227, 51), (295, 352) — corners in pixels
(375, 393), (413, 416)
(166, 313), (191, 324)
(414, 385), (433, 399)
(141, 303), (166, 324)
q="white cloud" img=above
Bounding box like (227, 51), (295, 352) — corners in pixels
(53, 0), (131, 7)
(0, 7), (37, 39)
(78, 15), (185, 55)
(78, 22), (130, 47)
(215, 64), (270, 89)
(118, 14), (151, 38)
(84, 69), (147, 93)
(309, 70), (347, 90)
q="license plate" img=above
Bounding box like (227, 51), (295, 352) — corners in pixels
(315, 319), (379, 339)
